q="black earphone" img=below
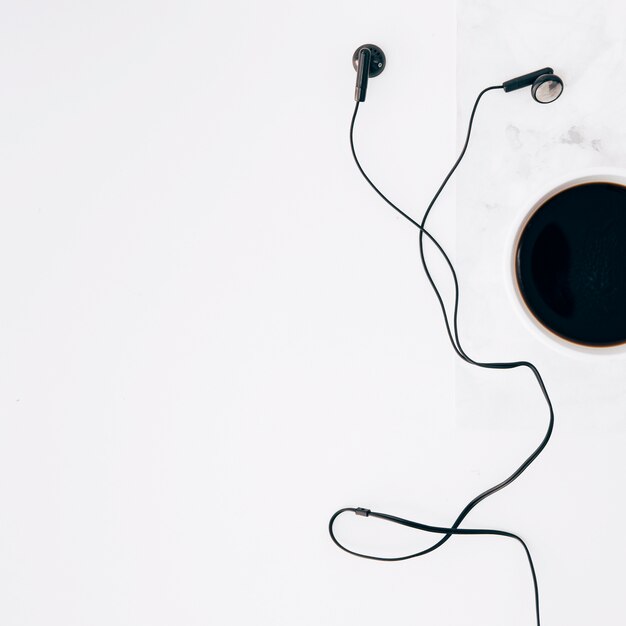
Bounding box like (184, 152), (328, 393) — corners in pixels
(352, 44), (386, 101)
(503, 67), (564, 103)
(352, 44), (563, 104)
(332, 44), (564, 626)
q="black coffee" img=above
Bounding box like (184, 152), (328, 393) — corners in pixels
(515, 182), (626, 347)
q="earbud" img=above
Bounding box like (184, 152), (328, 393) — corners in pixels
(502, 67), (564, 103)
(352, 44), (386, 102)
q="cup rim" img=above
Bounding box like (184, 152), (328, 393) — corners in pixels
(505, 167), (626, 356)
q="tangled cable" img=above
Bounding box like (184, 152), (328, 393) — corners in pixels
(328, 87), (554, 626)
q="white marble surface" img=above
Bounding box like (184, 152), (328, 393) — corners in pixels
(454, 1), (626, 624)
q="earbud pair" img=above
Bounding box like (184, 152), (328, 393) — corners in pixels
(352, 44), (564, 104)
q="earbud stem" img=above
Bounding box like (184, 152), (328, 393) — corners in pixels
(354, 48), (371, 102)
(502, 67), (553, 92)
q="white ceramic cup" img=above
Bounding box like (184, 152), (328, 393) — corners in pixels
(505, 167), (626, 356)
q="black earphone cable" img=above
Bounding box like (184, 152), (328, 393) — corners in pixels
(329, 87), (554, 626)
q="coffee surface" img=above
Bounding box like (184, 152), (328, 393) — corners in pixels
(516, 182), (626, 347)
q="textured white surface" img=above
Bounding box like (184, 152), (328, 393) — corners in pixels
(454, 1), (626, 625)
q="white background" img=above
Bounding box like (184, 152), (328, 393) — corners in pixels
(1, 1), (624, 625)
